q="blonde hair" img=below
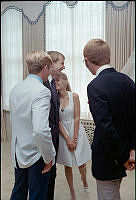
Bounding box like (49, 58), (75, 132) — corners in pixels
(54, 71), (72, 91)
(26, 50), (53, 74)
(83, 39), (110, 66)
(47, 51), (65, 63)
(66, 82), (72, 91)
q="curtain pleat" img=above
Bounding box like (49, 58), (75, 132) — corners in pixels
(45, 1), (105, 119)
(1, 97), (7, 142)
(105, 1), (135, 71)
(22, 14), (45, 79)
(1, 9), (23, 111)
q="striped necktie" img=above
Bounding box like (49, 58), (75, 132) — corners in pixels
(50, 79), (59, 109)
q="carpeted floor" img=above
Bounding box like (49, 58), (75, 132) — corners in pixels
(1, 141), (135, 200)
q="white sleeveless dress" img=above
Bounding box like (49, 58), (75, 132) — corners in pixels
(57, 91), (91, 167)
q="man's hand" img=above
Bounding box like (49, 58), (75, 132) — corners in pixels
(129, 150), (135, 170)
(123, 160), (134, 171)
(130, 150), (135, 162)
(124, 150), (135, 171)
(42, 161), (52, 174)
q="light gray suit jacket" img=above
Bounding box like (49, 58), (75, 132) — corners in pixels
(9, 76), (56, 168)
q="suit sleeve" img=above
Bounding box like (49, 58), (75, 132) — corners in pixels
(87, 84), (130, 165)
(129, 84), (135, 150)
(32, 87), (56, 165)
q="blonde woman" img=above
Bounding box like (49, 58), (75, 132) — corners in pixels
(54, 72), (91, 200)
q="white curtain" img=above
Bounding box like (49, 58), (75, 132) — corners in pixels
(121, 51), (135, 82)
(106, 1), (135, 72)
(1, 9), (23, 110)
(45, 1), (105, 119)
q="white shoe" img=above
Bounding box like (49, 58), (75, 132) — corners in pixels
(84, 186), (90, 193)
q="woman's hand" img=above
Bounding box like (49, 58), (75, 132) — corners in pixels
(72, 137), (78, 150)
(66, 136), (75, 151)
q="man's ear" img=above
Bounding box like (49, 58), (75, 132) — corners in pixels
(43, 65), (48, 71)
(85, 57), (89, 63)
(84, 57), (88, 65)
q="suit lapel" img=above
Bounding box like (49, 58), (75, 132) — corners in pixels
(43, 80), (51, 91)
(43, 80), (59, 109)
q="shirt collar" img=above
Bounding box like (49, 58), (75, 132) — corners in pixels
(48, 75), (53, 83)
(96, 65), (112, 77)
(28, 74), (43, 84)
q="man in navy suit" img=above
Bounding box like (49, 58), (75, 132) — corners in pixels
(43, 51), (65, 200)
(83, 39), (135, 200)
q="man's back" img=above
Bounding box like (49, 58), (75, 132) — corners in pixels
(9, 50), (56, 200)
(84, 38), (135, 200)
(9, 76), (55, 168)
(89, 68), (135, 144)
(87, 68), (135, 180)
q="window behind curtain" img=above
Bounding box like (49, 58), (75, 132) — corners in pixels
(1, 9), (23, 110)
(45, 1), (105, 119)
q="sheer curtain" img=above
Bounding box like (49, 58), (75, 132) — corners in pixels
(121, 51), (135, 82)
(1, 9), (23, 110)
(45, 1), (105, 119)
(106, 1), (135, 72)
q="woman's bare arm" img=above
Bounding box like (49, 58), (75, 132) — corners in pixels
(59, 121), (74, 151)
(73, 93), (80, 146)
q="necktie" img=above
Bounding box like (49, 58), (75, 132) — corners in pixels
(50, 79), (59, 110)
(51, 79), (57, 96)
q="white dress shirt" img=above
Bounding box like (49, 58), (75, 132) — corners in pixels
(48, 74), (53, 86)
(96, 65), (112, 77)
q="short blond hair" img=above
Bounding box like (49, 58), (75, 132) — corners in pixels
(83, 39), (110, 66)
(26, 50), (53, 74)
(47, 51), (65, 63)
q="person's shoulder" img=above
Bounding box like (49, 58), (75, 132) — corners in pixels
(32, 85), (51, 103)
(87, 78), (97, 90)
(37, 83), (51, 96)
(71, 92), (79, 98)
(118, 71), (134, 81)
(69, 91), (78, 98)
(71, 92), (79, 102)
(10, 80), (24, 95)
(27, 78), (51, 99)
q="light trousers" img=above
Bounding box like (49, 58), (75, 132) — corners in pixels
(96, 179), (122, 200)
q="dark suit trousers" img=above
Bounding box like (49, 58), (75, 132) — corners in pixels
(46, 164), (56, 200)
(10, 157), (51, 200)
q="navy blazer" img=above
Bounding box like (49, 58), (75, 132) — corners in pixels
(43, 80), (60, 155)
(87, 68), (135, 180)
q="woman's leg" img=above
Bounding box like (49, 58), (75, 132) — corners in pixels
(78, 163), (88, 188)
(64, 166), (76, 200)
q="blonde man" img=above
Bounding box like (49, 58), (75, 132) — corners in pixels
(9, 50), (56, 200)
(47, 51), (65, 71)
(83, 39), (135, 200)
(43, 51), (66, 200)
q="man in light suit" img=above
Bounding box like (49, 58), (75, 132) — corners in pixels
(83, 39), (135, 200)
(9, 50), (56, 200)
(44, 51), (65, 200)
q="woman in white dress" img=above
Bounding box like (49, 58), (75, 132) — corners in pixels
(54, 72), (91, 200)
